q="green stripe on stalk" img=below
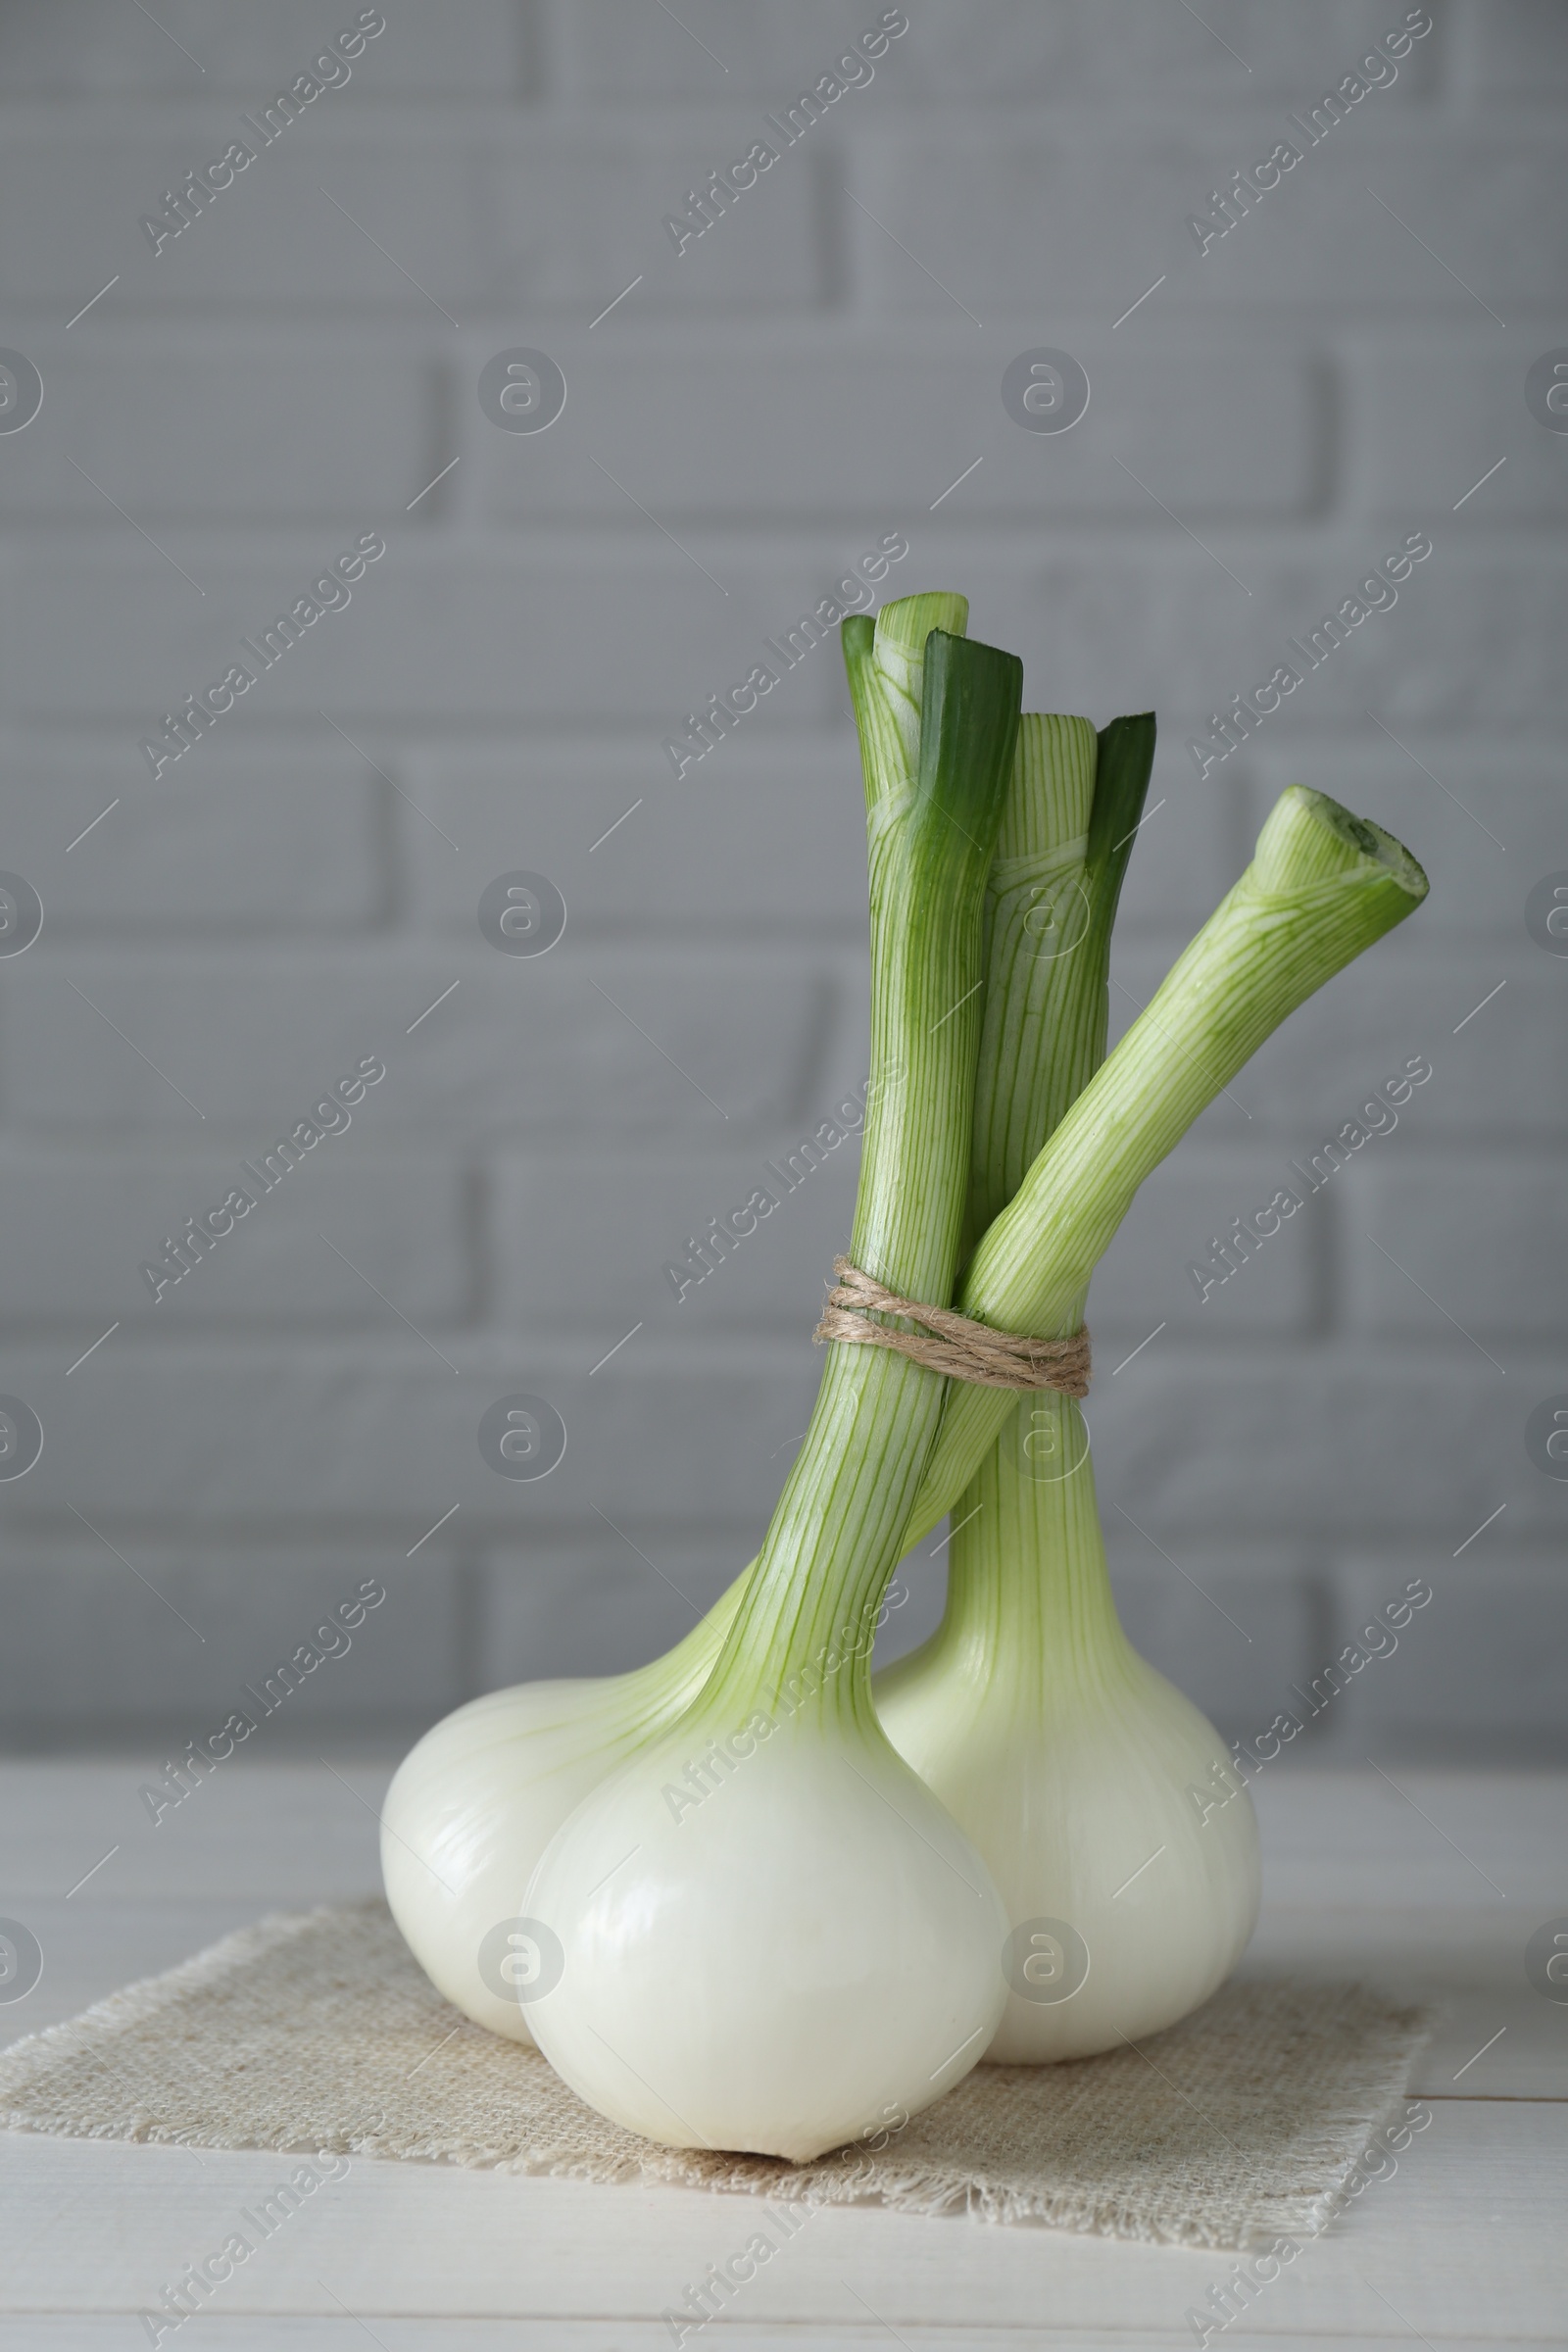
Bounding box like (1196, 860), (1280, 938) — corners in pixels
(699, 619), (1021, 1726)
(904, 785), (1428, 1544)
(962, 714), (1098, 1260)
(1073, 712), (1157, 1081)
(864, 592), (971, 792)
(883, 711), (1151, 1700)
(844, 595), (969, 818)
(962, 712), (1154, 1258)
(919, 1403), (1128, 1704)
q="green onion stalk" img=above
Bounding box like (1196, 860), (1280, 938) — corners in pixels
(907, 786), (1429, 1540)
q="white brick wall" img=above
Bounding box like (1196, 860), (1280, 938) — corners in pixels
(0, 0), (1561, 1756)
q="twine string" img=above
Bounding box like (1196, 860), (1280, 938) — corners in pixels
(812, 1256), (1091, 1396)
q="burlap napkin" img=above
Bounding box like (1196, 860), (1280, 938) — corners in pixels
(0, 1900), (1433, 2247)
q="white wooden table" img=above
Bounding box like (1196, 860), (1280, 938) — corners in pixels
(0, 1757), (1562, 2348)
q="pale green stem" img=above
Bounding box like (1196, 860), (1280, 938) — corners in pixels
(645, 790), (1426, 1711)
(924, 1394), (1132, 1708)
(963, 713), (1099, 1258)
(906, 788), (1427, 1544)
(698, 605), (1020, 1728)
(921, 709), (1144, 1691)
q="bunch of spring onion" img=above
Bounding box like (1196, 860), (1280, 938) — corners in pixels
(383, 591), (1427, 2160)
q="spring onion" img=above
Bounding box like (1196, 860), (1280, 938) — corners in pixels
(520, 602), (1023, 2161)
(876, 707), (1257, 2060)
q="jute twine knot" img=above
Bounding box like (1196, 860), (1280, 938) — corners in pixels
(812, 1256), (1091, 1396)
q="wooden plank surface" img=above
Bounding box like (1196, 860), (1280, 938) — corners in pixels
(0, 1759), (1562, 2343)
(0, 2106), (1559, 2342)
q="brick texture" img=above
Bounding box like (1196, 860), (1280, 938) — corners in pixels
(0, 0), (1560, 1755)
